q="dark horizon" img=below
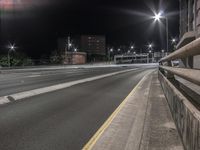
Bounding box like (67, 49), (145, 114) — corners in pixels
(0, 0), (179, 58)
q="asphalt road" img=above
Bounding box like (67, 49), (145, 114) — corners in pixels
(0, 66), (155, 150)
(0, 66), (135, 96)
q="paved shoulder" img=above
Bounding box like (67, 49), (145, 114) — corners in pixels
(87, 71), (184, 150)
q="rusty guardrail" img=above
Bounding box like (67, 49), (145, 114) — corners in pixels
(159, 38), (200, 86)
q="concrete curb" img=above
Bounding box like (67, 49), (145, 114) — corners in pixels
(0, 69), (138, 105)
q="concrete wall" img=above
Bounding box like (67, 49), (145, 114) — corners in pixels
(158, 71), (200, 150)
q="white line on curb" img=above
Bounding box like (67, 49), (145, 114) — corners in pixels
(0, 69), (138, 105)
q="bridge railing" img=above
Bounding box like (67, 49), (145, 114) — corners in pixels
(159, 38), (200, 86)
(158, 38), (200, 150)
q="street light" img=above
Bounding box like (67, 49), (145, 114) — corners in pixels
(7, 43), (16, 68)
(171, 38), (177, 51)
(172, 38), (176, 43)
(153, 11), (169, 52)
(109, 48), (113, 61)
(74, 48), (77, 52)
(148, 44), (152, 49)
(147, 43), (153, 63)
(148, 43), (153, 50)
(131, 46), (134, 49)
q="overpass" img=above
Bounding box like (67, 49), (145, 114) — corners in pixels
(0, 39), (199, 150)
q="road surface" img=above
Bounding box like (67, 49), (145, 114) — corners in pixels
(0, 65), (155, 150)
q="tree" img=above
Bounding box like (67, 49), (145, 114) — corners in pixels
(50, 51), (63, 64)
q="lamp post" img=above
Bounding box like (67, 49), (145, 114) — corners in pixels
(109, 48), (113, 61)
(148, 43), (153, 63)
(153, 12), (169, 53)
(171, 38), (177, 51)
(7, 43), (16, 68)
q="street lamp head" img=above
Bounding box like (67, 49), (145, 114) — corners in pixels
(118, 48), (121, 52)
(148, 44), (153, 49)
(154, 13), (161, 21)
(74, 48), (77, 52)
(131, 46), (134, 49)
(172, 38), (176, 43)
(153, 11), (164, 21)
(110, 48), (113, 52)
(8, 43), (16, 51)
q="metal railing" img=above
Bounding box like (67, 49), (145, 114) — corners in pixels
(159, 37), (200, 87)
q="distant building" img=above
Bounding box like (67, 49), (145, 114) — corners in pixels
(80, 35), (106, 55)
(64, 52), (87, 65)
(57, 35), (106, 62)
(178, 0), (200, 69)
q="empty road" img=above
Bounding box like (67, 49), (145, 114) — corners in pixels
(0, 65), (156, 150)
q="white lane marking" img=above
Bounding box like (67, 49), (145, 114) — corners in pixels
(0, 69), (138, 105)
(27, 75), (41, 78)
(0, 97), (10, 105)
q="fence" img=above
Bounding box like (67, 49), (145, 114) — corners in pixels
(159, 38), (200, 150)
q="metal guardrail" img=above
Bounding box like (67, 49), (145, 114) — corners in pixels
(159, 38), (200, 87)
(159, 66), (200, 86)
(160, 38), (200, 62)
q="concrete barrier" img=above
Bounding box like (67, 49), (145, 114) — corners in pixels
(158, 71), (200, 150)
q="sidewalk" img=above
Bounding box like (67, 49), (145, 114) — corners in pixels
(85, 71), (184, 150)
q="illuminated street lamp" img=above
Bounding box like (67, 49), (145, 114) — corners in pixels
(171, 38), (177, 51)
(74, 48), (77, 52)
(109, 48), (113, 61)
(172, 38), (176, 43)
(148, 44), (152, 49)
(7, 43), (16, 68)
(147, 43), (154, 63)
(153, 11), (169, 52)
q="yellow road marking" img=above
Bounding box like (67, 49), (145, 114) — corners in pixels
(82, 74), (148, 150)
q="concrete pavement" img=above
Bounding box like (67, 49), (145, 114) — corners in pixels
(86, 71), (184, 150)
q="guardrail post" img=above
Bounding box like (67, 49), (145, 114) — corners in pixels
(165, 61), (175, 80)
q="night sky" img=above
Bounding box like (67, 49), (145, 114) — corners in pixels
(0, 0), (179, 58)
